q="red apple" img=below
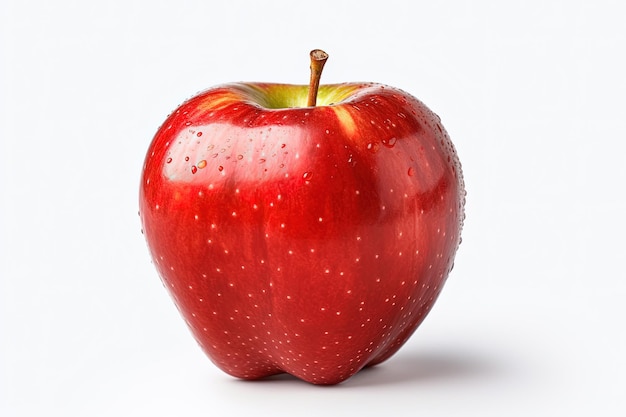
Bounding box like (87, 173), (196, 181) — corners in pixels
(139, 50), (465, 385)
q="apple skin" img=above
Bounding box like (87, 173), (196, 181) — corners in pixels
(139, 82), (465, 385)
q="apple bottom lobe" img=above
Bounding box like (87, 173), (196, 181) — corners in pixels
(193, 274), (448, 385)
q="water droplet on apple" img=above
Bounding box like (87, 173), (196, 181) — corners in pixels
(166, 157), (172, 164)
(259, 158), (266, 164)
(302, 171), (312, 180)
(185, 156), (190, 161)
(281, 143), (286, 148)
(211, 153), (219, 158)
(237, 154), (244, 160)
(191, 165), (198, 174)
(185, 121), (192, 126)
(382, 137), (397, 148)
(218, 165), (224, 172)
(197, 131), (203, 137)
(366, 142), (380, 153)
(197, 160), (207, 169)
(408, 167), (414, 176)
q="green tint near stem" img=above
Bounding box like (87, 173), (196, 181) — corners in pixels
(249, 84), (360, 109)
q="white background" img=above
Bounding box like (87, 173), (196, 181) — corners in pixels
(1, 0), (625, 415)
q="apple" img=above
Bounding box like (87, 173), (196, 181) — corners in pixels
(139, 50), (465, 385)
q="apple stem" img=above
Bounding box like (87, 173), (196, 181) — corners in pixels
(307, 49), (328, 107)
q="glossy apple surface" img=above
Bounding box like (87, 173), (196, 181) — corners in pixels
(139, 82), (465, 384)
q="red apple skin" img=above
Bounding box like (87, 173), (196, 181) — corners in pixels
(139, 82), (465, 385)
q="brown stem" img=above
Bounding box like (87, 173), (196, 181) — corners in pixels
(307, 49), (328, 107)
